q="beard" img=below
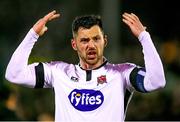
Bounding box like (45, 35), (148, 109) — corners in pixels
(85, 52), (98, 65)
(76, 45), (105, 68)
(78, 50), (102, 66)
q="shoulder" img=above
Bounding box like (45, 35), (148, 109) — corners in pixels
(105, 62), (136, 72)
(42, 61), (75, 70)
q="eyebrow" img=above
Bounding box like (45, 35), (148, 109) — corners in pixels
(93, 35), (101, 38)
(80, 37), (90, 42)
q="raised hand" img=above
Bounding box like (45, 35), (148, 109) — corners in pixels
(122, 12), (146, 38)
(33, 10), (60, 36)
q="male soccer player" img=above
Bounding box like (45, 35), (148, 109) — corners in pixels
(5, 10), (166, 121)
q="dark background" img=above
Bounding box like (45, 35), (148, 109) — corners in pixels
(0, 0), (180, 121)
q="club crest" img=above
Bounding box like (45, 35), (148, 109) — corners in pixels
(97, 75), (107, 85)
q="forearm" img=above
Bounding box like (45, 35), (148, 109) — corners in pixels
(139, 31), (166, 91)
(5, 28), (39, 87)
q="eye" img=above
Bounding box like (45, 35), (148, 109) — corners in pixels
(93, 36), (101, 42)
(80, 38), (89, 44)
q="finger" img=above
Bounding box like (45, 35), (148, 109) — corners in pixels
(131, 13), (139, 21)
(39, 26), (48, 36)
(49, 13), (60, 21)
(43, 26), (48, 32)
(122, 13), (134, 24)
(43, 10), (57, 22)
(122, 18), (132, 27)
(123, 13), (137, 23)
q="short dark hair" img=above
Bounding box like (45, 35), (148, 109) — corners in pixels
(72, 15), (103, 37)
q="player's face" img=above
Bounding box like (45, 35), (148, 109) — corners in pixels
(72, 25), (107, 69)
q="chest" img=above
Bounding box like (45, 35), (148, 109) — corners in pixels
(52, 68), (126, 113)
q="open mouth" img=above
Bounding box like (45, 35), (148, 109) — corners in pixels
(87, 51), (97, 59)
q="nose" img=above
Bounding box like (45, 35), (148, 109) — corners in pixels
(88, 40), (95, 48)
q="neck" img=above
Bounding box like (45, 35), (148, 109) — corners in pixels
(80, 58), (105, 70)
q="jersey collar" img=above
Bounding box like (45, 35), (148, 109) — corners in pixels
(78, 57), (108, 71)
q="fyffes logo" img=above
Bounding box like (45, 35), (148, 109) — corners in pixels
(68, 89), (104, 111)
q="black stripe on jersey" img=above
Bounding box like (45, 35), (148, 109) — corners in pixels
(130, 67), (147, 93)
(86, 70), (92, 81)
(35, 62), (45, 88)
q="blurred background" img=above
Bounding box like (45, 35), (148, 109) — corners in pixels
(0, 0), (180, 121)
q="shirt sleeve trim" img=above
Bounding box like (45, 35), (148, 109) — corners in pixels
(34, 62), (45, 88)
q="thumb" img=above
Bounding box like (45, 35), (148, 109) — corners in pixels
(39, 26), (48, 36)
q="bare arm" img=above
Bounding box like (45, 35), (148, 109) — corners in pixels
(5, 10), (60, 88)
(122, 12), (166, 92)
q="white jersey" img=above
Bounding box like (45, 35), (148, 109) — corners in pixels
(39, 60), (135, 122)
(5, 29), (166, 122)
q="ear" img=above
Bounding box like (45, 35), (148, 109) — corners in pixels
(104, 35), (108, 47)
(71, 38), (77, 51)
